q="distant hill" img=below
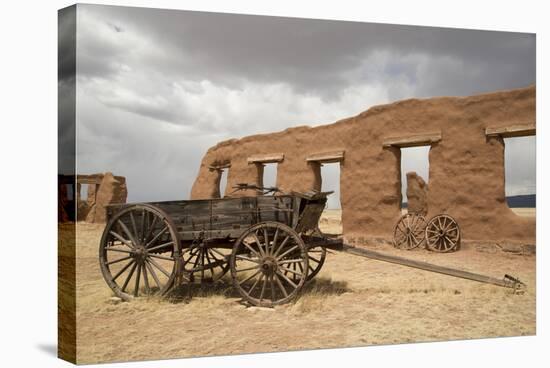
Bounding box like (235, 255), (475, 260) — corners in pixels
(401, 194), (535, 208)
(506, 194), (536, 208)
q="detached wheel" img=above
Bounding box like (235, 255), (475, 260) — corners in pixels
(99, 205), (181, 301)
(425, 214), (460, 252)
(393, 213), (426, 250)
(230, 222), (308, 307)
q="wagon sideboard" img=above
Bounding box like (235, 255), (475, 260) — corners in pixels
(106, 194), (327, 241)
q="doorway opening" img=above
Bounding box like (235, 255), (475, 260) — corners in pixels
(320, 163), (341, 210)
(400, 146), (430, 212)
(318, 162), (342, 235)
(504, 136), (536, 211)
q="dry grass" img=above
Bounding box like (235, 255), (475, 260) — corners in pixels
(72, 214), (536, 364)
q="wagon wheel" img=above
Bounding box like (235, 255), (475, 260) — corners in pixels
(230, 222), (309, 307)
(425, 214), (461, 252)
(393, 213), (427, 250)
(282, 245), (326, 283)
(99, 205), (181, 301)
(181, 242), (230, 284)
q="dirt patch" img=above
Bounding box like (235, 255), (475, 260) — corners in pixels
(74, 221), (535, 364)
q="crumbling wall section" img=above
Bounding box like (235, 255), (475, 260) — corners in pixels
(191, 86), (536, 244)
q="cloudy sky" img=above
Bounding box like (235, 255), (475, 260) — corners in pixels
(68, 4), (536, 207)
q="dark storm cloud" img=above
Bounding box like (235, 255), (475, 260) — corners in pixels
(77, 5), (535, 100)
(73, 4), (536, 203)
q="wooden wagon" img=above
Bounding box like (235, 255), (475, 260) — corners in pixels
(99, 185), (333, 307)
(99, 184), (525, 307)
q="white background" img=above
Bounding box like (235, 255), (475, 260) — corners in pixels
(0, 0), (547, 367)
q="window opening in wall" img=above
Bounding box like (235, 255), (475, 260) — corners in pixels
(80, 183), (88, 201)
(504, 136), (536, 213)
(262, 163), (278, 189)
(400, 146), (430, 211)
(219, 169), (229, 198)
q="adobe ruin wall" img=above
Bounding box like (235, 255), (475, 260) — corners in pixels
(191, 86), (536, 245)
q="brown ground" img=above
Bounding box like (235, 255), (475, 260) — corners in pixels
(74, 209), (536, 364)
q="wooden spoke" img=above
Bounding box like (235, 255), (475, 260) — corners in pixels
(235, 265), (261, 273)
(109, 231), (134, 249)
(145, 260), (161, 289)
(106, 248), (133, 254)
(279, 266), (303, 278)
(121, 262), (138, 292)
(276, 270), (298, 289)
(238, 269), (262, 285)
(112, 260), (135, 281)
(129, 212), (139, 244)
(242, 239), (262, 258)
(270, 228), (280, 255)
(148, 253), (175, 262)
(142, 263), (150, 294)
(117, 220), (138, 247)
(263, 227), (271, 251)
(143, 215), (157, 244)
(148, 257), (171, 278)
(259, 276), (267, 302)
(235, 255), (260, 263)
(147, 241), (174, 253)
(276, 245), (299, 260)
(182, 244), (230, 284)
(247, 273), (264, 295)
(134, 263), (142, 297)
(278, 259), (304, 265)
(105, 255), (132, 266)
(140, 209), (146, 243)
(209, 247), (228, 259)
(272, 235), (290, 257)
(145, 225), (168, 248)
(308, 255), (321, 264)
(270, 275), (276, 302)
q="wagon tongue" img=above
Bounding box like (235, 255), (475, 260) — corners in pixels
(503, 274), (526, 293)
(335, 243), (527, 292)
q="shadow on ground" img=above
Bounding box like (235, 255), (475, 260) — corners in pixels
(165, 276), (351, 305)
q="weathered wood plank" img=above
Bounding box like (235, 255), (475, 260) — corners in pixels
(247, 153), (284, 164)
(485, 123), (535, 138)
(306, 150), (345, 163)
(382, 132), (442, 148)
(209, 162), (231, 170)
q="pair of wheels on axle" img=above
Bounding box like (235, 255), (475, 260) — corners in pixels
(99, 205), (326, 307)
(393, 213), (461, 252)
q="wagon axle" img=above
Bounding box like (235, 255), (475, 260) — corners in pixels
(260, 258), (278, 276)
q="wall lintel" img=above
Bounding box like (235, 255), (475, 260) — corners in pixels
(306, 150), (345, 163)
(485, 123), (535, 138)
(382, 132), (441, 148)
(247, 153), (284, 164)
